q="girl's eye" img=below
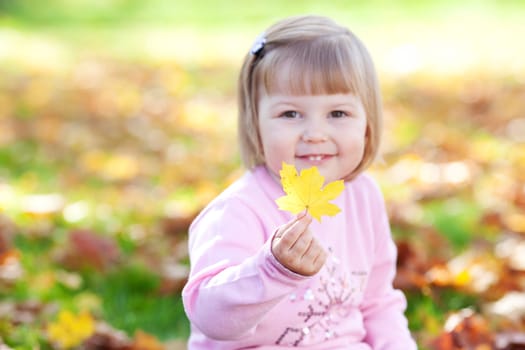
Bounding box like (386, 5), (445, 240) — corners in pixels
(330, 110), (348, 118)
(280, 111), (300, 119)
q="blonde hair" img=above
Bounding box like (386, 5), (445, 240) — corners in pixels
(237, 15), (383, 180)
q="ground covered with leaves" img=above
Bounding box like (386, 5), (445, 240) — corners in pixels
(1, 53), (524, 350)
(1, 7), (525, 349)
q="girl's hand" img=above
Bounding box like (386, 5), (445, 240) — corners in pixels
(271, 212), (327, 276)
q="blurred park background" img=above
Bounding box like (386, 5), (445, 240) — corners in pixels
(1, 0), (525, 349)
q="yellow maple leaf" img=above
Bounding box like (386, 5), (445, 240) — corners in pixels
(47, 310), (95, 349)
(275, 162), (344, 221)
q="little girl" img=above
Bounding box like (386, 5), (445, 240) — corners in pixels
(182, 15), (417, 349)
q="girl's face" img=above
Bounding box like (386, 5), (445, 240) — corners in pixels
(258, 90), (367, 184)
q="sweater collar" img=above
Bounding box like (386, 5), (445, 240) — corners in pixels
(252, 165), (286, 202)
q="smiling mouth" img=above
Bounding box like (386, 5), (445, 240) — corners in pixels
(297, 154), (332, 161)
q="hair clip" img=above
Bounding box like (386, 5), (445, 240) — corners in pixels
(250, 33), (267, 56)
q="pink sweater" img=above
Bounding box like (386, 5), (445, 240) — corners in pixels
(182, 166), (417, 349)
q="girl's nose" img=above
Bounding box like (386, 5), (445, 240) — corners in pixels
(301, 119), (328, 143)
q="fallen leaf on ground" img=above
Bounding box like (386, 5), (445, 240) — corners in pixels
(57, 229), (121, 271)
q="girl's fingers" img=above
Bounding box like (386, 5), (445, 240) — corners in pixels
(299, 242), (327, 276)
(274, 212), (306, 238)
(300, 238), (317, 260)
(278, 214), (312, 249)
(273, 217), (297, 239)
(309, 243), (328, 266)
(313, 249), (328, 267)
(272, 212), (328, 276)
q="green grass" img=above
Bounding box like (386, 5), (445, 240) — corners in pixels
(2, 213), (190, 342)
(2, 0), (524, 28)
(4, 230), (190, 342)
(423, 199), (483, 251)
(85, 264), (189, 340)
(405, 288), (479, 332)
(2, 0), (523, 79)
(0, 141), (54, 182)
(1, 324), (50, 350)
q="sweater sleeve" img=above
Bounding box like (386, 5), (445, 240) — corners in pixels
(360, 179), (418, 350)
(182, 196), (309, 341)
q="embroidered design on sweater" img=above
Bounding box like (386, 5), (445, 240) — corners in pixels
(275, 249), (368, 346)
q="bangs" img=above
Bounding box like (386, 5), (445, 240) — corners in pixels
(257, 38), (365, 96)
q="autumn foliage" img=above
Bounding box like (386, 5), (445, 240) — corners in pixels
(0, 20), (525, 350)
